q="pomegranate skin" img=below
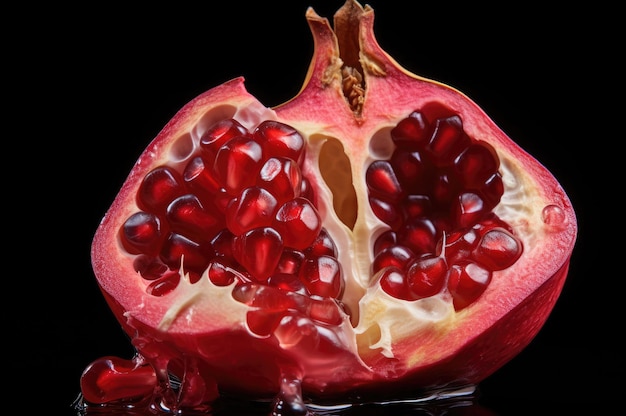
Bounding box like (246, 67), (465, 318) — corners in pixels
(86, 0), (577, 410)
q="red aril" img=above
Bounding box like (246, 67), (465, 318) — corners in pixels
(81, 0), (577, 414)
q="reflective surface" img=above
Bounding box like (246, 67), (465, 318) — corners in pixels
(72, 385), (487, 416)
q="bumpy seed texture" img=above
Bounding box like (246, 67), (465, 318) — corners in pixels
(120, 106), (522, 344)
(120, 119), (345, 338)
(369, 109), (521, 308)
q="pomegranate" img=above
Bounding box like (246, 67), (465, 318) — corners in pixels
(81, 0), (577, 413)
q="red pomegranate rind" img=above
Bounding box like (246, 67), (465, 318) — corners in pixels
(318, 264), (571, 402)
(86, 0), (577, 410)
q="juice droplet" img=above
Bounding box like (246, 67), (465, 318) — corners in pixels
(542, 204), (567, 231)
(272, 376), (309, 415)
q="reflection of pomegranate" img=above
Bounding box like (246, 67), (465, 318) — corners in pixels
(81, 0), (576, 413)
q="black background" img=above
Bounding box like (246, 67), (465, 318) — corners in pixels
(12, 1), (621, 414)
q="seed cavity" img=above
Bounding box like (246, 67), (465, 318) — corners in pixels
(369, 127), (395, 159)
(318, 136), (358, 230)
(170, 133), (195, 163)
(193, 105), (239, 139)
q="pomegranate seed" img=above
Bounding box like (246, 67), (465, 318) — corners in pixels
(276, 249), (305, 275)
(406, 254), (448, 298)
(146, 272), (180, 297)
(257, 157), (303, 204)
(372, 245), (414, 273)
(232, 227), (284, 282)
(121, 211), (165, 255)
(80, 356), (157, 404)
(481, 173), (504, 207)
(431, 170), (461, 207)
(274, 313), (319, 348)
(305, 228), (338, 257)
(426, 116), (470, 166)
(213, 136), (264, 194)
(453, 192), (486, 228)
(206, 259), (244, 286)
(268, 273), (307, 294)
(231, 283), (265, 306)
(299, 177), (316, 204)
(137, 166), (186, 213)
(274, 197), (322, 250)
(213, 187), (232, 213)
(210, 228), (235, 258)
(369, 196), (402, 229)
(455, 142), (499, 189)
(441, 228), (479, 265)
(299, 255), (344, 298)
(166, 194), (219, 239)
(160, 233), (211, 273)
(390, 110), (430, 145)
(373, 230), (397, 256)
(447, 262), (492, 310)
(133, 255), (169, 280)
(246, 309), (286, 338)
(225, 186), (278, 236)
(472, 228), (523, 271)
(379, 266), (413, 300)
(183, 156), (221, 197)
(366, 160), (403, 200)
(402, 194), (432, 219)
(397, 217), (437, 255)
(284, 290), (314, 313)
(390, 150), (433, 192)
(254, 120), (305, 163)
(307, 297), (344, 325)
(199, 118), (249, 161)
(248, 285), (307, 311)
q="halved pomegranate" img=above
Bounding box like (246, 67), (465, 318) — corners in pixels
(81, 0), (577, 413)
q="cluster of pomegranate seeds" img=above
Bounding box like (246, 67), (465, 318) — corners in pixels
(368, 110), (522, 309)
(120, 107), (522, 324)
(120, 119), (345, 334)
(232, 283), (344, 339)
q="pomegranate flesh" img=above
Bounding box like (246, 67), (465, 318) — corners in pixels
(81, 0), (577, 413)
